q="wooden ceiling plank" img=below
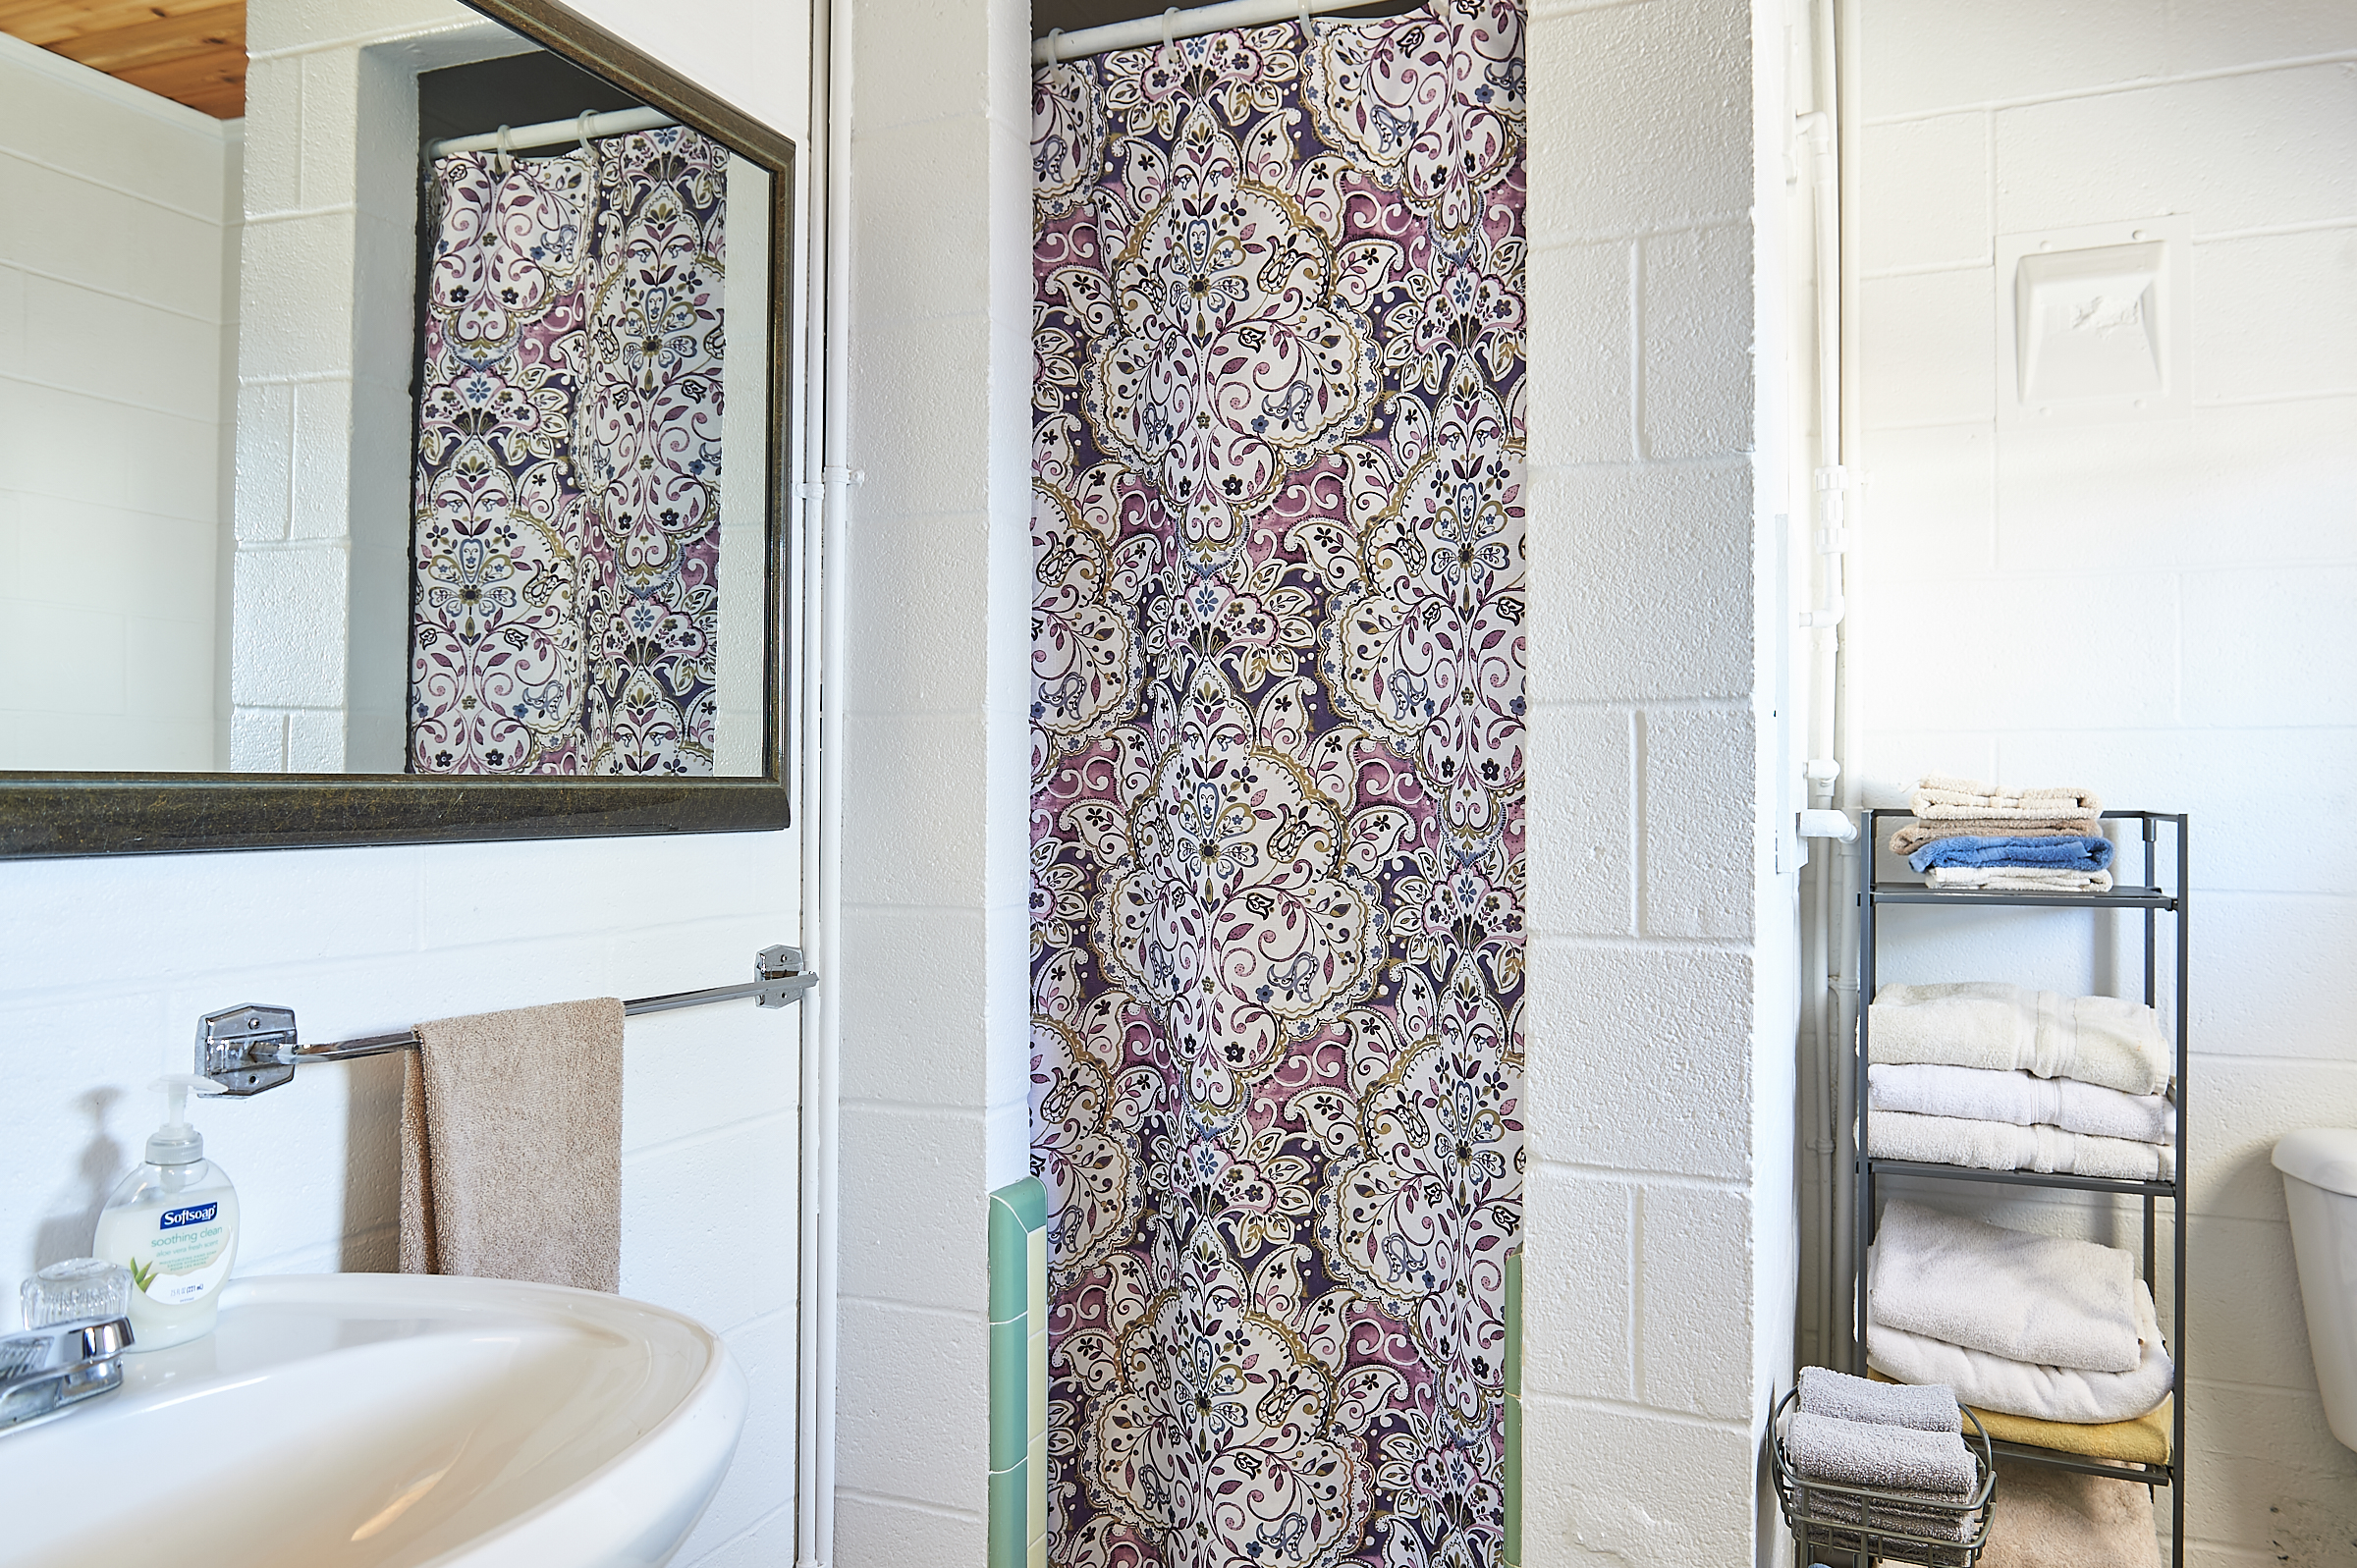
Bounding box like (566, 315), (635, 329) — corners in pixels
(42, 3), (242, 74)
(109, 43), (243, 115)
(0, 0), (234, 48)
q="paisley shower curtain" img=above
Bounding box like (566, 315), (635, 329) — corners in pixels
(408, 126), (727, 776)
(1030, 3), (1525, 1563)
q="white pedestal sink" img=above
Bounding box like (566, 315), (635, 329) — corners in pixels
(0, 1273), (747, 1567)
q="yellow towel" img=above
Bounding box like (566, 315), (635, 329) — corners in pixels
(1870, 1371), (2170, 1465)
(399, 998), (626, 1291)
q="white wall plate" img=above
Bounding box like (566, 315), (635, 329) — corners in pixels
(1997, 215), (2192, 426)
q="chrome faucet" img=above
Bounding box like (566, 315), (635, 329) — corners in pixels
(0, 1316), (134, 1434)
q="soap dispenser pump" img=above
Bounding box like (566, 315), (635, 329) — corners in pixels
(92, 1075), (240, 1351)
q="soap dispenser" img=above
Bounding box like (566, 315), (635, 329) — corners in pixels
(92, 1076), (240, 1351)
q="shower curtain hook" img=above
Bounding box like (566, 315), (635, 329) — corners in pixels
(576, 109), (596, 155)
(1160, 6), (1179, 58)
(1298, 0), (1313, 32)
(1046, 26), (1063, 64)
(494, 123), (513, 171)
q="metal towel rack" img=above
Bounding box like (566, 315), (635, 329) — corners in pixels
(194, 945), (815, 1097)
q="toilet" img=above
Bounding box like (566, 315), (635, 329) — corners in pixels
(2275, 1129), (2357, 1452)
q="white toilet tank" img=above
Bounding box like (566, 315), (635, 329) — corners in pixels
(2275, 1128), (2357, 1453)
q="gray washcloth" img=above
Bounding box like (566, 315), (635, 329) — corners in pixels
(1798, 1365), (1961, 1433)
(1787, 1409), (1977, 1496)
(1870, 1199), (2141, 1374)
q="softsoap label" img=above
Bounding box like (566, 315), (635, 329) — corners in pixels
(129, 1204), (234, 1304)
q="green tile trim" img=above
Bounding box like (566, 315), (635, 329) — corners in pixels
(991, 1178), (1052, 1565)
(990, 1317), (1029, 1470)
(1504, 1249), (1521, 1568)
(988, 1461), (1028, 1568)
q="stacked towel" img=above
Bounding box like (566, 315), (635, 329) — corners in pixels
(1870, 1111), (2174, 1180)
(1866, 1202), (2173, 1429)
(1910, 776), (2101, 820)
(1789, 1365), (1980, 1563)
(1891, 820), (2099, 856)
(1870, 1064), (2174, 1144)
(1908, 835), (2114, 874)
(1928, 866), (2114, 892)
(1870, 982), (2172, 1097)
(1895, 776), (2113, 892)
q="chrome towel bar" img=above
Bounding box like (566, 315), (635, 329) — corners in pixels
(195, 946), (814, 1096)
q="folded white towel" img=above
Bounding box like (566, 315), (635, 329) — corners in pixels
(1910, 775), (2101, 821)
(1787, 1410), (1978, 1496)
(1868, 1272), (2174, 1426)
(1870, 982), (2172, 1098)
(1927, 866), (2114, 892)
(1869, 1063), (2174, 1145)
(1870, 1200), (2142, 1375)
(1870, 1109), (2176, 1181)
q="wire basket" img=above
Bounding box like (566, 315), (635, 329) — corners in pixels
(1769, 1386), (1998, 1567)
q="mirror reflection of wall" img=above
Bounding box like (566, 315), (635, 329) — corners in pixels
(0, 0), (773, 781)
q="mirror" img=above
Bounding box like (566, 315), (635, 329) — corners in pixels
(0, 0), (795, 855)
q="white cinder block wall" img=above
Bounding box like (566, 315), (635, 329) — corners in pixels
(0, 34), (235, 773)
(1852, 3), (2357, 1562)
(828, 0), (1035, 1553)
(0, 3), (815, 1564)
(1523, 0), (1798, 1561)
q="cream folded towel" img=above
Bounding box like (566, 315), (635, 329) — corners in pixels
(1870, 1064), (2174, 1145)
(1870, 1200), (2142, 1374)
(1870, 1109), (2175, 1181)
(1870, 982), (2171, 1097)
(1890, 820), (2106, 855)
(400, 998), (625, 1292)
(1910, 775), (2101, 821)
(1927, 867), (2113, 892)
(1868, 1273), (2174, 1426)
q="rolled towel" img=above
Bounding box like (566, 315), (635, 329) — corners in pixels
(1870, 1200), (2142, 1374)
(1910, 775), (2101, 821)
(1891, 819), (2102, 856)
(1787, 1410), (1977, 1496)
(1798, 1364), (1961, 1432)
(1869, 1275), (2174, 1426)
(1908, 835), (2114, 874)
(1869, 1110), (2174, 1181)
(1870, 1063), (2174, 1145)
(1927, 866), (2114, 892)
(1870, 982), (2171, 1097)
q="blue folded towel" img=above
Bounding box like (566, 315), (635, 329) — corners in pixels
(1907, 835), (2114, 874)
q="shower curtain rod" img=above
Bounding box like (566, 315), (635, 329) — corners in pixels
(1033, 0), (1383, 64)
(425, 104), (676, 160)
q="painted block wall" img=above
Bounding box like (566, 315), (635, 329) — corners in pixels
(0, 33), (236, 773)
(1850, 3), (2357, 1563)
(1522, 0), (1798, 1561)
(829, 0), (1035, 1554)
(0, 4), (816, 1564)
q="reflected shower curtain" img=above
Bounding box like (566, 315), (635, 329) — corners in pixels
(1030, 4), (1525, 1564)
(408, 127), (726, 776)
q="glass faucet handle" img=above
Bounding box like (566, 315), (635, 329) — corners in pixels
(21, 1259), (134, 1329)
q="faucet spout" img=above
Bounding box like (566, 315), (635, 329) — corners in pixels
(0, 1316), (135, 1435)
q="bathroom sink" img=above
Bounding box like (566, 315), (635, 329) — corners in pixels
(0, 1273), (746, 1568)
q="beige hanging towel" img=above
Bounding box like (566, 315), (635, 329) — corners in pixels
(399, 997), (625, 1292)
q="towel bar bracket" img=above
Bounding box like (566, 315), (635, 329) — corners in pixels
(193, 946), (816, 1097)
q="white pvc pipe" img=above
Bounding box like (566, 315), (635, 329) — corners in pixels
(795, 0), (850, 1557)
(1033, 0), (1382, 64)
(425, 104), (675, 158)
